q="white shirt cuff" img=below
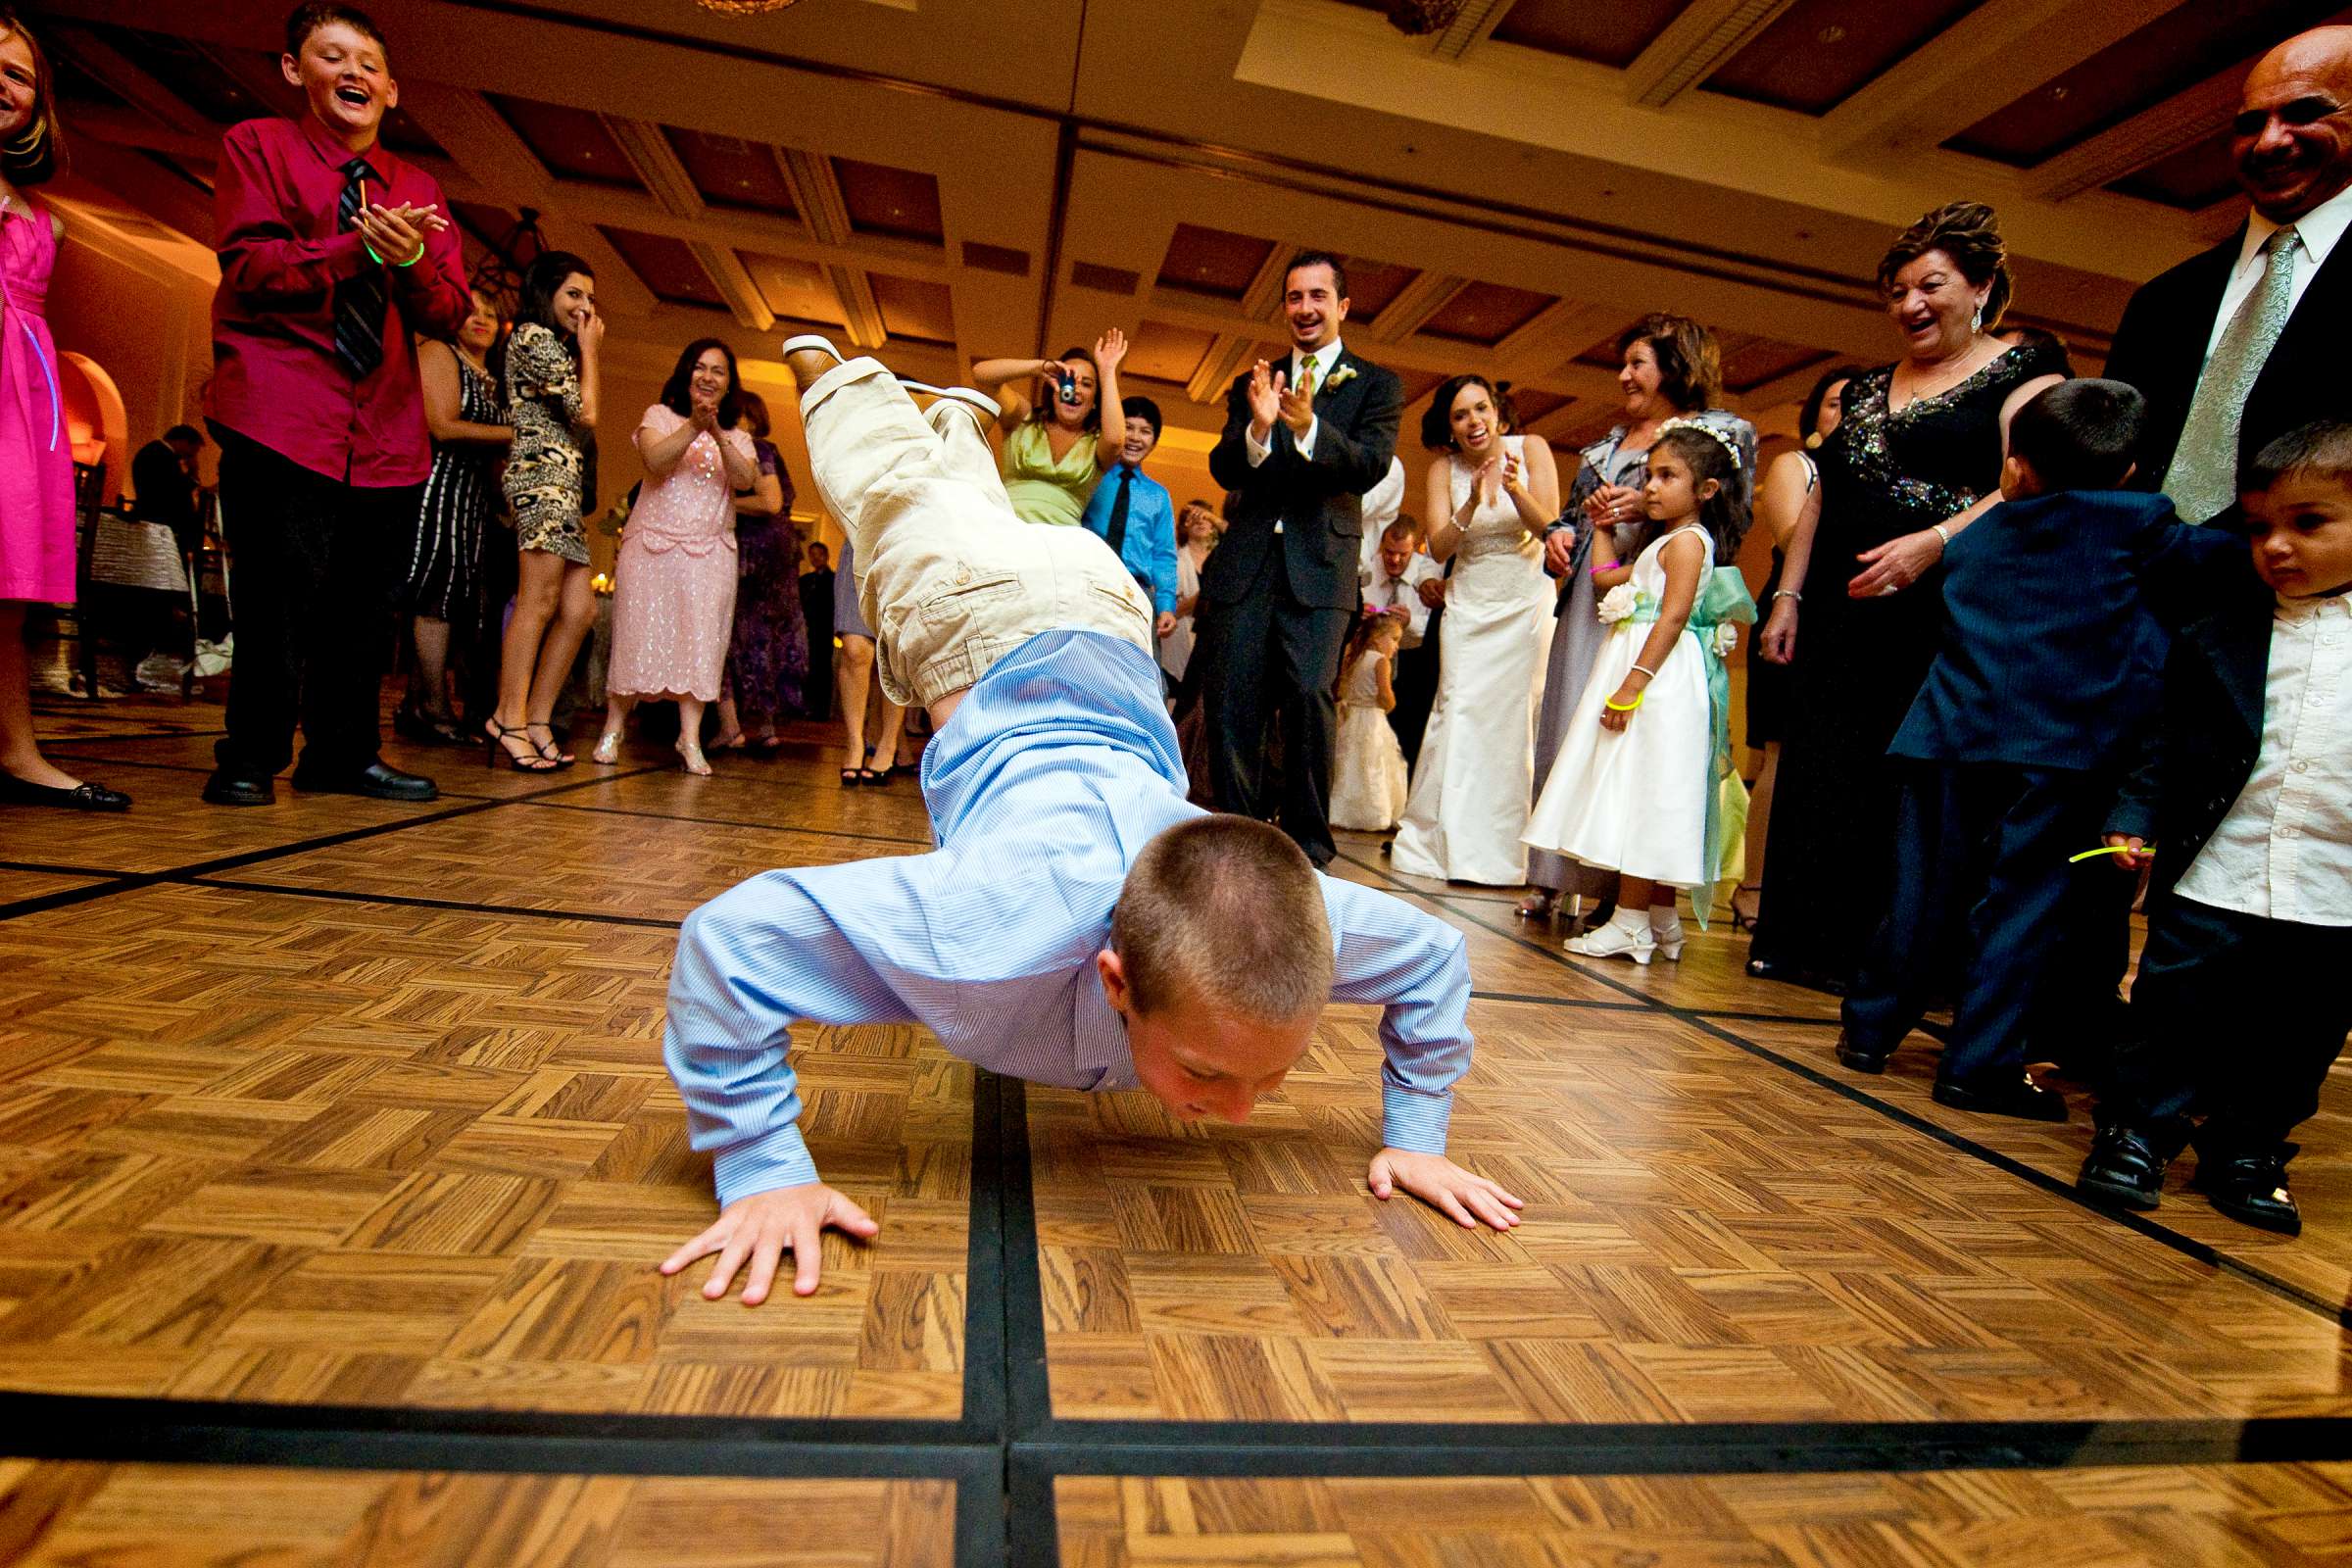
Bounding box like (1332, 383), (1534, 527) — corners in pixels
(1297, 417), (1318, 460)
(1247, 425), (1272, 466)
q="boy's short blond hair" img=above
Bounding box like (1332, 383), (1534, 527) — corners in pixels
(1112, 816), (1334, 1021)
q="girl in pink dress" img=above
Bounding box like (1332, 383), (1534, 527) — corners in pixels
(0, 12), (125, 811)
(592, 340), (756, 774)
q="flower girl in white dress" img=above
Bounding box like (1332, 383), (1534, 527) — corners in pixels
(1330, 611), (1410, 831)
(1522, 423), (1752, 963)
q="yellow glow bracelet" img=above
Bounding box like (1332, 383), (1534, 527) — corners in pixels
(2068, 845), (2152, 862)
(1603, 693), (1643, 712)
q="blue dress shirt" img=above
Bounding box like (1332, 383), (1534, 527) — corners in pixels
(666, 629), (1472, 1205)
(1078, 463), (1180, 615)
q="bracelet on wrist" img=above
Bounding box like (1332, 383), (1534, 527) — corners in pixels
(1603, 692), (1643, 712)
(1930, 522), (1952, 550)
(1773, 589), (1802, 603)
(1630, 662), (1658, 679)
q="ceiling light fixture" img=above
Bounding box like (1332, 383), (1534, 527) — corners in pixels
(1383, 0), (1466, 35)
(696, 0), (805, 14)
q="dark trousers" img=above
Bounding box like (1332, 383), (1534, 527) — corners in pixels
(1391, 612), (1442, 771)
(2100, 895), (2352, 1161)
(213, 427), (417, 778)
(1200, 560), (1350, 865)
(2021, 847), (2139, 1075)
(1843, 761), (2109, 1084)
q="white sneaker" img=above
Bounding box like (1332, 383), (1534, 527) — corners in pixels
(1647, 917), (1687, 961)
(1565, 919), (1655, 965)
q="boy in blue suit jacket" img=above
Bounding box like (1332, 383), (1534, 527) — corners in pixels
(2077, 421), (2352, 1235)
(1837, 380), (2236, 1118)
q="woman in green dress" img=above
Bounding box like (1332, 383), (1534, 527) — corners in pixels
(972, 329), (1129, 526)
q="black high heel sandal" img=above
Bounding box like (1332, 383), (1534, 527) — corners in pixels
(1730, 884), (1762, 932)
(524, 721), (576, 770)
(484, 718), (557, 771)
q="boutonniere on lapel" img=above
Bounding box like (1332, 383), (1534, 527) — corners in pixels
(1320, 362), (1357, 396)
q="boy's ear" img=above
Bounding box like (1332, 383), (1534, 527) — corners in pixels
(1095, 948), (1132, 1014)
(280, 51), (303, 88)
(2000, 453), (2035, 498)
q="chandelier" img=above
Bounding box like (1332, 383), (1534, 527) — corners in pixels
(467, 207), (548, 310)
(696, 0), (804, 13)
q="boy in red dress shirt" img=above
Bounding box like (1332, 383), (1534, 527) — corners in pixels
(202, 3), (470, 806)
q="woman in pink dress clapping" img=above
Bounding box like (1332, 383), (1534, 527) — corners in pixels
(591, 340), (757, 774)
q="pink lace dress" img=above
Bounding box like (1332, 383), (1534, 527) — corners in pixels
(0, 196), (74, 604)
(608, 406), (749, 701)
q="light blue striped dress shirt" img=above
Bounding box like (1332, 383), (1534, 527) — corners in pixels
(666, 629), (1473, 1206)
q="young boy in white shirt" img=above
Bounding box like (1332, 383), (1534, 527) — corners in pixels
(2079, 420), (2352, 1235)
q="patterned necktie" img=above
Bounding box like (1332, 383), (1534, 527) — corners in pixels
(2164, 223), (2298, 523)
(332, 156), (388, 380)
(1104, 466), (1134, 556)
(1294, 352), (1317, 401)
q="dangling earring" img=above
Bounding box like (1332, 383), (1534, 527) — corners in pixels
(1970, 300), (1984, 334)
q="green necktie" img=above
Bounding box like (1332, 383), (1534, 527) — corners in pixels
(2164, 224), (2298, 524)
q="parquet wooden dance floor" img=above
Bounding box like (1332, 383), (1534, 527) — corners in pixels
(2, 693), (2347, 1566)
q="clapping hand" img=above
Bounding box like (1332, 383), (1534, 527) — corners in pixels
(356, 202), (436, 266)
(1501, 448), (1526, 498)
(1277, 372), (1315, 438)
(1246, 360), (1284, 436)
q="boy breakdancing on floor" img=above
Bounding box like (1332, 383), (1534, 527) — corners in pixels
(660, 336), (1521, 1304)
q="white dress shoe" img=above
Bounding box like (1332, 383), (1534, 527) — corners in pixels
(780, 333), (847, 365)
(1647, 917), (1687, 961)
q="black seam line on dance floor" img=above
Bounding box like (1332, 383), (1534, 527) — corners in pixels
(1333, 849), (2352, 1334)
(179, 875), (687, 930)
(985, 1079), (2352, 1567)
(0, 857), (134, 878)
(524, 798), (937, 850)
(0, 764), (671, 924)
(0, 1070), (1023, 1568)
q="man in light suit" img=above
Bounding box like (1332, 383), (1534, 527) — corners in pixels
(2104, 25), (2352, 526)
(1201, 252), (1404, 867)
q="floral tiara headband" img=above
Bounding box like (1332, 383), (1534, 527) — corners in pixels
(1654, 416), (1743, 472)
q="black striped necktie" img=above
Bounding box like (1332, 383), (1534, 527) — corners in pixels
(332, 156), (387, 380)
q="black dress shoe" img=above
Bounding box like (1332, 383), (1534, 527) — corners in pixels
(1834, 1031), (1889, 1074)
(202, 768), (276, 807)
(1932, 1072), (2069, 1122)
(2077, 1123), (2164, 1210)
(0, 772), (131, 811)
(2192, 1148), (2301, 1236)
(289, 760), (438, 802)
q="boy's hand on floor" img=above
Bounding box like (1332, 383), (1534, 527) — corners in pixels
(660, 1182), (880, 1304)
(1368, 1149), (1524, 1230)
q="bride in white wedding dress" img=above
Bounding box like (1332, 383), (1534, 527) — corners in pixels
(1389, 375), (1560, 886)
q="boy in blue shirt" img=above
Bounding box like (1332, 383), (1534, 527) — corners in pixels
(2078, 420), (2352, 1235)
(1836, 379), (2233, 1119)
(659, 336), (1520, 1306)
(1079, 395), (1181, 643)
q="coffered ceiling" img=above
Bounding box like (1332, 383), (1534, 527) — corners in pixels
(31, 0), (2334, 497)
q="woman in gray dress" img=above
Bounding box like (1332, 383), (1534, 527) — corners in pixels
(1521, 315), (1755, 920)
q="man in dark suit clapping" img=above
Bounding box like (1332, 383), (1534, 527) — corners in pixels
(2104, 25), (2352, 525)
(1200, 253), (1404, 867)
